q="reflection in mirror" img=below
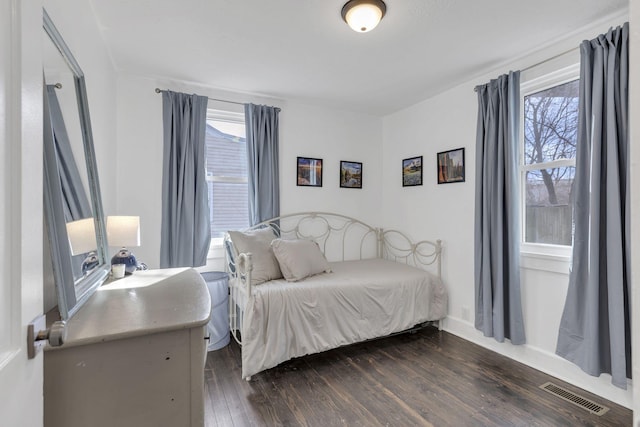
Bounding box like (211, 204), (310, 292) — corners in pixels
(43, 9), (109, 319)
(44, 83), (95, 281)
(66, 218), (99, 276)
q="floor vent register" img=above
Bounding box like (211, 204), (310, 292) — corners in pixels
(539, 381), (609, 416)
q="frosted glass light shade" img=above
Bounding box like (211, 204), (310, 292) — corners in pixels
(107, 216), (141, 247)
(341, 0), (386, 33)
(66, 218), (97, 256)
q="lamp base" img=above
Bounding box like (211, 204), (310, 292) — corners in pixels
(81, 252), (99, 275)
(111, 248), (138, 275)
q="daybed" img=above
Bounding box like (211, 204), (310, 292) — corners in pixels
(225, 212), (447, 380)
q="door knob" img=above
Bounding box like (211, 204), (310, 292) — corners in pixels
(37, 320), (67, 346)
(27, 315), (67, 359)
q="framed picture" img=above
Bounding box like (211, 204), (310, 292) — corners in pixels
(437, 147), (465, 184)
(339, 161), (362, 189)
(402, 156), (423, 187)
(297, 157), (323, 187)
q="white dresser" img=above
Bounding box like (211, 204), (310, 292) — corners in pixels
(44, 268), (211, 427)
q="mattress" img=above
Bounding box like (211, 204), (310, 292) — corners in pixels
(240, 258), (447, 379)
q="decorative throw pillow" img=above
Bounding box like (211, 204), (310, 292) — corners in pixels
(227, 228), (282, 285)
(271, 238), (332, 282)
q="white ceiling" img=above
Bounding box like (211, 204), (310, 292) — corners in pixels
(89, 0), (627, 116)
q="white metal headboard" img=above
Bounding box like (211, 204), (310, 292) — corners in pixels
(259, 212), (380, 260)
(225, 211), (441, 281)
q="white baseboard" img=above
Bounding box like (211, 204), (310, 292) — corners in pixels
(441, 316), (633, 409)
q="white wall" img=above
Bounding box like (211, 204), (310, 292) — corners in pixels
(279, 103), (382, 224)
(381, 13), (633, 408)
(115, 74), (382, 270)
(382, 82), (475, 324)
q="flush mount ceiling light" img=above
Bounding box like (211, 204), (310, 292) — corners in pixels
(341, 0), (387, 33)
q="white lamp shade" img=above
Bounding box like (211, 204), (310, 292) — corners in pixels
(107, 216), (141, 247)
(344, 2), (384, 32)
(66, 217), (97, 256)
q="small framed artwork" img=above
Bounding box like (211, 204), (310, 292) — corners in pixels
(437, 147), (465, 184)
(339, 161), (362, 189)
(297, 157), (323, 187)
(402, 156), (423, 187)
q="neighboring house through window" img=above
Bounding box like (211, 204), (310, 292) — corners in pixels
(205, 109), (249, 243)
(520, 65), (579, 256)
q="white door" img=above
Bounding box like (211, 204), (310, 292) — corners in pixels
(0, 1), (45, 426)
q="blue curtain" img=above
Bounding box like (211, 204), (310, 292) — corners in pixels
(46, 85), (92, 222)
(474, 71), (526, 345)
(160, 90), (210, 268)
(556, 23), (630, 389)
(245, 103), (280, 225)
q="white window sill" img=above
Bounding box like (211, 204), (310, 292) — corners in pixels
(520, 244), (571, 275)
(207, 237), (225, 260)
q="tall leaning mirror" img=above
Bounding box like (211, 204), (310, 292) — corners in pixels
(43, 8), (110, 320)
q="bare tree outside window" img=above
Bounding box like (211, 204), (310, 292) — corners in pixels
(523, 80), (578, 245)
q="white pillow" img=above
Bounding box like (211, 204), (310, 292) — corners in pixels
(271, 238), (331, 282)
(227, 228), (282, 286)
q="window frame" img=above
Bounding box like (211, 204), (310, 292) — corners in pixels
(519, 63), (580, 258)
(205, 108), (248, 250)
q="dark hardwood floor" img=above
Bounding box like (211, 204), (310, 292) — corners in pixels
(204, 327), (632, 426)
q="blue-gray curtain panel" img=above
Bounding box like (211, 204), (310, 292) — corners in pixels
(245, 103), (281, 225)
(556, 23), (630, 389)
(160, 90), (210, 268)
(46, 85), (92, 222)
(474, 71), (526, 345)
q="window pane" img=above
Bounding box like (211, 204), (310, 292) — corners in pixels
(205, 122), (247, 179)
(210, 120), (245, 139)
(208, 181), (249, 238)
(205, 116), (249, 238)
(524, 80), (579, 165)
(525, 167), (574, 245)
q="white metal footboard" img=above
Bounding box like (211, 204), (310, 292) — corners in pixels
(381, 229), (442, 278)
(224, 212), (443, 347)
(227, 253), (252, 345)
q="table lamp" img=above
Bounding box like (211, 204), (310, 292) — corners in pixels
(106, 215), (140, 275)
(66, 217), (99, 275)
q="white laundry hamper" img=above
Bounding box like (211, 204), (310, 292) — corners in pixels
(200, 271), (230, 351)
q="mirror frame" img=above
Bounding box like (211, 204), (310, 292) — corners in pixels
(43, 9), (110, 319)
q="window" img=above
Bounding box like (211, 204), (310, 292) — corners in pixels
(205, 109), (249, 240)
(521, 69), (578, 249)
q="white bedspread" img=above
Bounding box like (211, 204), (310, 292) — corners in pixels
(241, 258), (447, 378)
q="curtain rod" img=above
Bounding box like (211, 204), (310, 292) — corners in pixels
(474, 46), (579, 92)
(520, 46), (579, 73)
(154, 88), (245, 106)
